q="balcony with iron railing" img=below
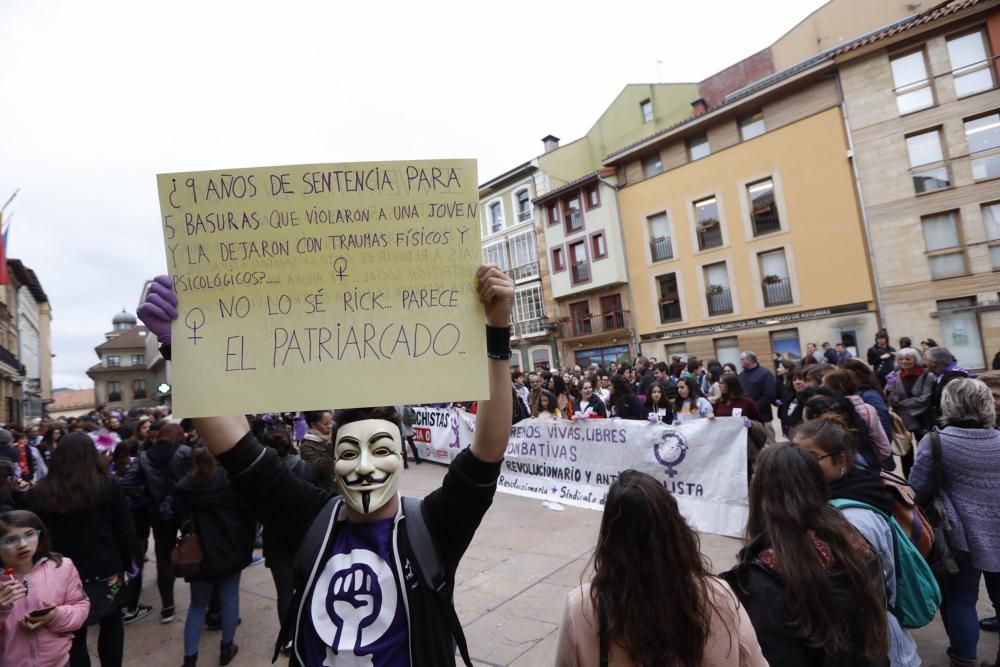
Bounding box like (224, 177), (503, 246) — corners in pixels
(762, 276), (793, 307)
(751, 208), (781, 236)
(560, 310), (630, 339)
(650, 236), (673, 262)
(706, 287), (734, 316)
(0, 345), (26, 377)
(505, 261), (539, 282)
(696, 222), (723, 250)
(658, 297), (682, 323)
(571, 261), (590, 284)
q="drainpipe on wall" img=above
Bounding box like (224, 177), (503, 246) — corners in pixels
(835, 73), (886, 331)
(598, 167), (643, 360)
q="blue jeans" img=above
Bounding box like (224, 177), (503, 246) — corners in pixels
(184, 573), (241, 657)
(943, 556), (983, 660)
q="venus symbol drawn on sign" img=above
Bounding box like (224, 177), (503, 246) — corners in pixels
(332, 257), (349, 282)
(184, 307), (206, 345)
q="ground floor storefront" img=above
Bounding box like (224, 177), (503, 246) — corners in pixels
(883, 293), (1000, 371)
(510, 339), (560, 372)
(637, 302), (879, 367)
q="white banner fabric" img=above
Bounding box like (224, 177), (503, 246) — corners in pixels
(409, 408), (749, 538)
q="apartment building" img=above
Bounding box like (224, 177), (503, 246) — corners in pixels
(478, 161), (559, 371)
(533, 83), (699, 366)
(606, 76), (879, 366)
(836, 0), (1000, 369)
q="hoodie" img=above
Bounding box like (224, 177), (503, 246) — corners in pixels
(0, 557), (90, 667)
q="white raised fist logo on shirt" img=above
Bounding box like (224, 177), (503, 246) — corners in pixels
(312, 549), (398, 666)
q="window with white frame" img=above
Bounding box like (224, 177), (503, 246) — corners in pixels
(965, 112), (1000, 181)
(982, 202), (1000, 269)
(510, 350), (523, 370)
(921, 211), (966, 278)
(514, 286), (545, 335)
(509, 231), (538, 280)
(482, 242), (509, 270)
(906, 129), (950, 194)
(640, 98), (653, 123)
(488, 201), (504, 234)
(515, 189), (532, 222)
(947, 30), (995, 98)
(530, 347), (552, 370)
(891, 50), (934, 114)
(687, 134), (710, 161)
(739, 111), (765, 141)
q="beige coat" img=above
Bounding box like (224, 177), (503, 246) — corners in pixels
(556, 579), (768, 667)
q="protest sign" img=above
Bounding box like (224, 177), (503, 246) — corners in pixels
(155, 160), (486, 417)
(412, 409), (749, 538)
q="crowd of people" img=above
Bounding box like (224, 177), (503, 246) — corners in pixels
(1, 262), (999, 667)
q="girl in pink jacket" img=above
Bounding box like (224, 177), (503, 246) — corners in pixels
(0, 510), (90, 667)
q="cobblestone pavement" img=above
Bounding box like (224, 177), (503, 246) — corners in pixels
(96, 462), (998, 666)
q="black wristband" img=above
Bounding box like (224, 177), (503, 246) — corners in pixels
(159, 343), (172, 362)
(486, 325), (512, 360)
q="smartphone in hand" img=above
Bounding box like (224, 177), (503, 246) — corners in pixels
(28, 606), (54, 618)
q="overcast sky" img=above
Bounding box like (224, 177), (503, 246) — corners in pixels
(1, 0), (828, 389)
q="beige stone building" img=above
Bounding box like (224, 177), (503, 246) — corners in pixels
(86, 311), (158, 410)
(837, 0), (1000, 369)
(8, 260), (53, 420)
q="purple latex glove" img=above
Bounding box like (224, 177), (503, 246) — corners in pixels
(137, 275), (178, 343)
(743, 417), (752, 429)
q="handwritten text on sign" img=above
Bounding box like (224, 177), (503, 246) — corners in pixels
(156, 160), (486, 417)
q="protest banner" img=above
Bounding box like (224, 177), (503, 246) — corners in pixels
(411, 409), (749, 538)
(155, 160), (486, 417)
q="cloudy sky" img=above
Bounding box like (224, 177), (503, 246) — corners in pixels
(1, 0), (827, 388)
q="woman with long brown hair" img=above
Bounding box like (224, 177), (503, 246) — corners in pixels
(24, 432), (137, 667)
(722, 445), (889, 666)
(556, 470), (766, 666)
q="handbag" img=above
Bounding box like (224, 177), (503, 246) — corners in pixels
(171, 520), (204, 578)
(921, 430), (959, 577)
(889, 411), (914, 457)
(82, 572), (126, 625)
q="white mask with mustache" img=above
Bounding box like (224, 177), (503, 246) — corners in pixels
(333, 419), (404, 514)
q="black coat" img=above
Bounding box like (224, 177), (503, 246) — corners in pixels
(174, 468), (256, 581)
(24, 478), (137, 581)
(609, 394), (644, 420)
(721, 533), (886, 667)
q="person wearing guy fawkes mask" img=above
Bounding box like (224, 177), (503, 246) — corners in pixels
(136, 265), (515, 667)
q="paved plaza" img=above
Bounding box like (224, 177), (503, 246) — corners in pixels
(95, 462), (998, 666)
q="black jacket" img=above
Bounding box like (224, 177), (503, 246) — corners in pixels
(866, 345), (896, 384)
(609, 394), (644, 420)
(121, 441), (191, 518)
(216, 433), (501, 667)
(930, 369), (970, 425)
(24, 478), (137, 581)
(174, 468), (256, 581)
(722, 533), (886, 667)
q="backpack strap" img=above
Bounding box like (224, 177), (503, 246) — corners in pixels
(829, 497), (903, 620)
(294, 496), (341, 578)
(401, 496), (472, 667)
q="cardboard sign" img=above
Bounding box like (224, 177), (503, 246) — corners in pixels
(156, 160), (485, 417)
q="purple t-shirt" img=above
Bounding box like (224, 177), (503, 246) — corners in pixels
(301, 517), (410, 666)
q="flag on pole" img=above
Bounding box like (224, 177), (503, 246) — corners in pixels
(0, 211), (9, 286)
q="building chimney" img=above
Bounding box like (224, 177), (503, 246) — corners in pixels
(691, 98), (707, 116)
(541, 135), (560, 153)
